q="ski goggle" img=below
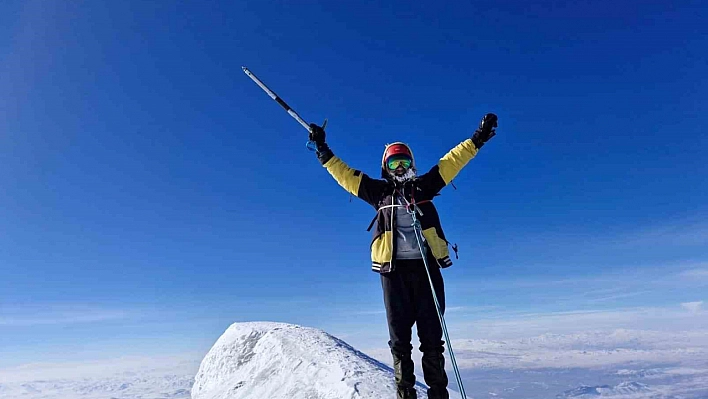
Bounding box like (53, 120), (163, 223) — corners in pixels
(386, 154), (412, 170)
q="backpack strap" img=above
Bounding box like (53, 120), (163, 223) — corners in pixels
(366, 204), (405, 231)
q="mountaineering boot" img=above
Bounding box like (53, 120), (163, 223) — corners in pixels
(393, 350), (417, 399)
(397, 386), (418, 399)
(422, 352), (449, 399)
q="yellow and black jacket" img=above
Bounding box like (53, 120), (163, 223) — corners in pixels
(322, 138), (480, 273)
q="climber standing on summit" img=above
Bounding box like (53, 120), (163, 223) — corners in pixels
(308, 113), (498, 399)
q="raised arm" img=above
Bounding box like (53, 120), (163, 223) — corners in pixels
(309, 124), (386, 207)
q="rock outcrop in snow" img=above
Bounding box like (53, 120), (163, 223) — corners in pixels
(192, 321), (427, 399)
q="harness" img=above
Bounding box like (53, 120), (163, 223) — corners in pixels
(366, 185), (430, 231)
(364, 184), (459, 259)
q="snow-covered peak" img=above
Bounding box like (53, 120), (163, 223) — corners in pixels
(192, 321), (429, 399)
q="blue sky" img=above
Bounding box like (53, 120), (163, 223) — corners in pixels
(1, 0), (707, 367)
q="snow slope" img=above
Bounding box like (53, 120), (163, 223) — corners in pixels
(192, 321), (443, 399)
(0, 355), (198, 399)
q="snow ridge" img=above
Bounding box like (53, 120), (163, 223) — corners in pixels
(192, 321), (425, 399)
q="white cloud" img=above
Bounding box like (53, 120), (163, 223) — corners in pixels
(445, 306), (499, 313)
(617, 219), (708, 247)
(363, 326), (708, 371)
(584, 289), (654, 303)
(451, 305), (708, 339)
(681, 301), (704, 313)
(453, 260), (708, 315)
(0, 354), (200, 383)
(350, 305), (498, 318)
(0, 305), (134, 327)
(448, 329), (708, 370)
(352, 309), (386, 316)
(679, 268), (708, 279)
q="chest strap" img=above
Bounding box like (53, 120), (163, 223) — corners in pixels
(366, 204), (404, 231)
(365, 200), (432, 232)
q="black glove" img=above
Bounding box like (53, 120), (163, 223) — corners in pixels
(309, 123), (334, 164)
(471, 113), (498, 149)
(309, 123), (326, 146)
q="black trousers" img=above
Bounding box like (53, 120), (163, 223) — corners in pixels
(381, 257), (446, 356)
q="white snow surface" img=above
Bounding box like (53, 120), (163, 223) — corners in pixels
(4, 325), (708, 399)
(192, 321), (463, 399)
(0, 354), (198, 399)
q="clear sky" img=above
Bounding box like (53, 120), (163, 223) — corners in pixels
(1, 0), (707, 368)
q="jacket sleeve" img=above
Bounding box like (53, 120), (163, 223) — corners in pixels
(418, 138), (480, 196)
(322, 156), (386, 207)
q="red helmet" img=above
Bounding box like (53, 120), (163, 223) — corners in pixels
(381, 142), (416, 170)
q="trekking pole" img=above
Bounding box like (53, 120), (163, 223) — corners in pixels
(411, 212), (467, 398)
(243, 67), (313, 132)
